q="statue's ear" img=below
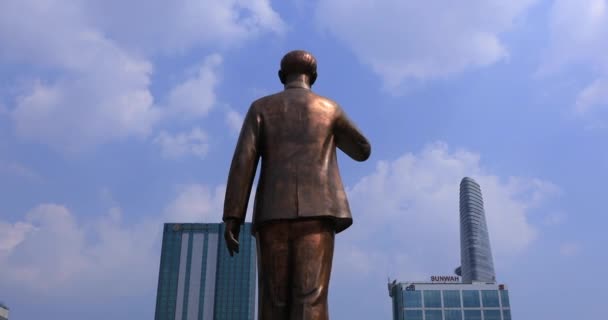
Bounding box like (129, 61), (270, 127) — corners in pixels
(278, 70), (286, 84)
(310, 71), (317, 86)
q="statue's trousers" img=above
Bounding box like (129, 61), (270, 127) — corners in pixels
(255, 219), (335, 320)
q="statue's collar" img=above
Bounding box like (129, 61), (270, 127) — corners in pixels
(284, 81), (311, 90)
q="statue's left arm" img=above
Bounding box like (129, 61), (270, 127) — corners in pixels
(334, 105), (371, 162)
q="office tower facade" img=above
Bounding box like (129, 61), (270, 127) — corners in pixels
(388, 282), (511, 320)
(0, 302), (8, 320)
(459, 177), (496, 283)
(155, 223), (256, 320)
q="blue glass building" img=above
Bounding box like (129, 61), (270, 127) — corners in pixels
(388, 282), (511, 320)
(155, 223), (256, 320)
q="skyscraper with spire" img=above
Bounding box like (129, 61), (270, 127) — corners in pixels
(457, 177), (496, 283)
(388, 177), (511, 320)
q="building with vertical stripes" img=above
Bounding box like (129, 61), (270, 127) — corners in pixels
(155, 223), (256, 320)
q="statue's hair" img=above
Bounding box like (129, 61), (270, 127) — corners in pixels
(279, 50), (317, 85)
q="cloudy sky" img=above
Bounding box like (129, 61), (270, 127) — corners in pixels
(1, 0), (607, 319)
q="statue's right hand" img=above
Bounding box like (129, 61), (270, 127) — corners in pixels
(224, 219), (240, 257)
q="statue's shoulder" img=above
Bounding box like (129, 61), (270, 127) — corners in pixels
(310, 91), (332, 100)
(250, 90), (339, 112)
(250, 91), (283, 109)
(311, 92), (341, 112)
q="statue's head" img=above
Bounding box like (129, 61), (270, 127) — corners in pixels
(278, 50), (317, 86)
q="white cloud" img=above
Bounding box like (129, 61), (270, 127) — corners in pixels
(575, 78), (608, 114)
(0, 161), (42, 182)
(0, 183), (227, 297)
(85, 0), (285, 54)
(0, 204), (98, 292)
(336, 142), (557, 284)
(225, 109), (244, 134)
(163, 183), (257, 223)
(11, 72), (159, 151)
(164, 184), (225, 222)
(154, 127), (210, 159)
(167, 55), (222, 118)
(559, 242), (581, 256)
(542, 0), (608, 72)
(315, 0), (538, 89)
(541, 0), (608, 116)
(0, 1), (160, 151)
(0, 0), (284, 150)
(0, 221), (35, 253)
(543, 212), (567, 226)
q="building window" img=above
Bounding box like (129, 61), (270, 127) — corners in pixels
(445, 309), (463, 320)
(423, 290), (441, 308)
(403, 290), (422, 308)
(404, 310), (423, 320)
(481, 290), (500, 307)
(500, 290), (510, 308)
(463, 309), (482, 320)
(425, 309), (442, 320)
(443, 290), (461, 308)
(462, 290), (480, 308)
(483, 309), (501, 320)
(502, 309), (512, 320)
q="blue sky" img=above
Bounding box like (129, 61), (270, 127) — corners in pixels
(0, 0), (607, 319)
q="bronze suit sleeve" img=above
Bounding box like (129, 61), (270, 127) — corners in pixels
(334, 106), (371, 162)
(223, 105), (261, 223)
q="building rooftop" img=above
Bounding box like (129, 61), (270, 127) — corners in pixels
(388, 279), (508, 297)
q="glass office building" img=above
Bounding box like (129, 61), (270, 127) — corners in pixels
(0, 302), (8, 320)
(389, 282), (511, 320)
(155, 223), (256, 320)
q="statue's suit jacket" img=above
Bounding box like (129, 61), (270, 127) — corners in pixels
(223, 84), (371, 234)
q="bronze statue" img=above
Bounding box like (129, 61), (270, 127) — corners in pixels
(223, 50), (371, 320)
